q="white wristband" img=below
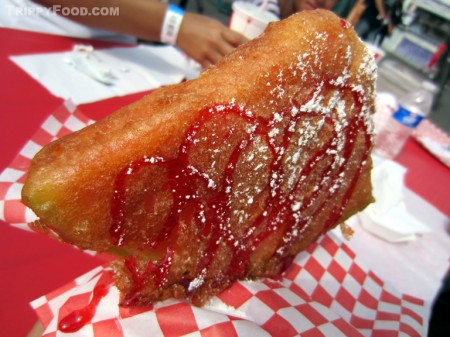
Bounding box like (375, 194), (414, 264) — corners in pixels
(160, 4), (185, 45)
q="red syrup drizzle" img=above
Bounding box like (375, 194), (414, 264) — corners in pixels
(58, 283), (111, 333)
(110, 82), (371, 302)
(340, 19), (350, 29)
(321, 92), (371, 232)
(120, 249), (175, 306)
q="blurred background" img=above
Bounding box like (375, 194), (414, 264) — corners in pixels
(183, 0), (450, 133)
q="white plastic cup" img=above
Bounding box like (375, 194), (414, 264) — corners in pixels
(229, 1), (279, 39)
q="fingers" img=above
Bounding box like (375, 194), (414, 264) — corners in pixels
(216, 29), (247, 58)
(188, 31), (245, 69)
(216, 39), (235, 60)
(200, 49), (222, 69)
(197, 25), (247, 67)
(222, 29), (248, 48)
(177, 13), (248, 68)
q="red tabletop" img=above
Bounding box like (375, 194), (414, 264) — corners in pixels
(0, 27), (152, 337)
(1, 27), (449, 337)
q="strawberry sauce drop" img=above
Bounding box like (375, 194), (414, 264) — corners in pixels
(58, 283), (111, 333)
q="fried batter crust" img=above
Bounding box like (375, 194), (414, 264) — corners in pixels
(22, 10), (376, 306)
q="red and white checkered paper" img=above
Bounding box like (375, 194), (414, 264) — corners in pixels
(1, 102), (428, 337)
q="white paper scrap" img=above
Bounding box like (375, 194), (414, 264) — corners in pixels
(10, 44), (201, 105)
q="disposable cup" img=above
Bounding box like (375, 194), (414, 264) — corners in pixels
(229, 1), (279, 39)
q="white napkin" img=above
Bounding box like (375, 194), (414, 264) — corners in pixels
(10, 44), (201, 105)
(357, 155), (430, 242)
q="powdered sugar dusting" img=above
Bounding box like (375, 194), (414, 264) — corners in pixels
(226, 25), (376, 252)
(114, 18), (376, 304)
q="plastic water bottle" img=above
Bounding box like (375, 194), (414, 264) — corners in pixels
(374, 87), (433, 159)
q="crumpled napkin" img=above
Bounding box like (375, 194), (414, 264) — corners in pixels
(10, 44), (201, 105)
(358, 156), (430, 242)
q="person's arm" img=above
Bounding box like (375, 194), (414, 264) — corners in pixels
(279, 0), (297, 18)
(373, 0), (394, 35)
(374, 0), (387, 20)
(35, 0), (171, 42)
(346, 0), (366, 26)
(33, 0), (247, 68)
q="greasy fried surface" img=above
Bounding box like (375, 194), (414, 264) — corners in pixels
(22, 10), (376, 306)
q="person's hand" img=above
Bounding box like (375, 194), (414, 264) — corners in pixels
(177, 13), (247, 68)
